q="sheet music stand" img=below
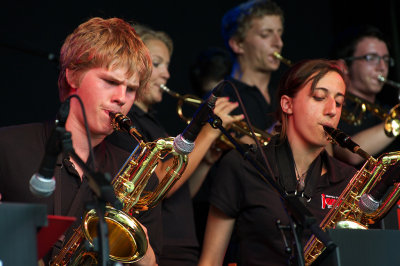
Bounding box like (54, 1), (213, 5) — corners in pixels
(0, 203), (76, 265)
(0, 202), (47, 265)
(315, 229), (400, 266)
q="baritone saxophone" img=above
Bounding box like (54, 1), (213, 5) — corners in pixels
(51, 112), (188, 265)
(303, 127), (400, 265)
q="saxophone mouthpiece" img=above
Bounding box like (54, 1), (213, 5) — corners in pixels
(323, 126), (370, 159)
(110, 112), (143, 141)
(323, 125), (335, 135)
(323, 125), (336, 144)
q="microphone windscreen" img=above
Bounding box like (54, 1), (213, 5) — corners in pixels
(29, 174), (56, 197)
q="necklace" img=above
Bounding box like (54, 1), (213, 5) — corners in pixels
(294, 163), (307, 192)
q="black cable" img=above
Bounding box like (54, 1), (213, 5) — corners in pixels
(68, 94), (96, 169)
(224, 79), (276, 187)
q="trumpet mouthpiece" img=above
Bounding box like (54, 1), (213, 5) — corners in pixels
(160, 84), (180, 98)
(377, 75), (386, 83)
(273, 52), (292, 67)
(160, 84), (168, 92)
(377, 75), (400, 89)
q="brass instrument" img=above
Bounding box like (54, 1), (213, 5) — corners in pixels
(161, 84), (271, 148)
(273, 51), (293, 67)
(303, 144), (400, 265)
(51, 113), (188, 265)
(341, 93), (400, 137)
(378, 74), (400, 89)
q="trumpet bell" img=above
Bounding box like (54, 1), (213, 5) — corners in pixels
(82, 206), (148, 263)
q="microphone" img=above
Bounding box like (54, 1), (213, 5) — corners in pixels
(173, 84), (222, 155)
(29, 98), (71, 197)
(323, 126), (370, 160)
(359, 162), (400, 213)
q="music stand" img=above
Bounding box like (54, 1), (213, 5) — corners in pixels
(0, 202), (47, 265)
(315, 229), (400, 266)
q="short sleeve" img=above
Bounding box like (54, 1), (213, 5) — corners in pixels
(209, 149), (245, 218)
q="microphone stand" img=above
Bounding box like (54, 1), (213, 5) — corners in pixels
(208, 113), (336, 266)
(57, 126), (120, 266)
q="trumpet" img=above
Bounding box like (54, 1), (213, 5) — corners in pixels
(51, 113), (188, 265)
(378, 74), (400, 102)
(161, 84), (271, 149)
(341, 93), (400, 137)
(273, 51), (292, 67)
(378, 74), (400, 89)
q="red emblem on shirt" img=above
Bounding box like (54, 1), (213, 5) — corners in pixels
(321, 194), (338, 209)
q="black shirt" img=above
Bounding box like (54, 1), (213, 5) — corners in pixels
(338, 97), (383, 136)
(0, 122), (162, 263)
(209, 136), (356, 265)
(222, 77), (277, 131)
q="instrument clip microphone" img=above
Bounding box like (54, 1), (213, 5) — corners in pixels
(359, 162), (400, 213)
(173, 84), (223, 155)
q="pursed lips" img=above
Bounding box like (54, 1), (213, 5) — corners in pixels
(320, 123), (336, 132)
(103, 108), (122, 117)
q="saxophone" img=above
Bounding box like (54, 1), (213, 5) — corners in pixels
(51, 112), (188, 265)
(303, 127), (400, 265)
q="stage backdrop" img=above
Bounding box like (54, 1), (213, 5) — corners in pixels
(1, 0), (399, 136)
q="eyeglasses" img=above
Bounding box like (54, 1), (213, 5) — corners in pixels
(345, 53), (395, 67)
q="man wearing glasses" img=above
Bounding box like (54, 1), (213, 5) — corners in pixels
(331, 25), (400, 230)
(331, 25), (396, 166)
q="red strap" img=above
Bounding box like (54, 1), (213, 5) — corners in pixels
(397, 200), (400, 230)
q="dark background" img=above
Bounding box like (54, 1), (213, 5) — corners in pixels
(1, 0), (399, 136)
